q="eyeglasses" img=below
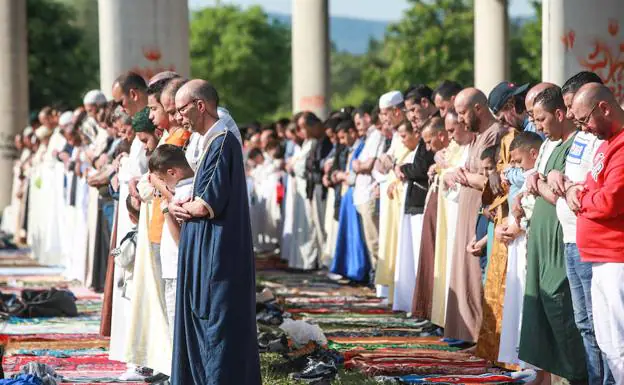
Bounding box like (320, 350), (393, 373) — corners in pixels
(177, 99), (198, 115)
(574, 103), (598, 128)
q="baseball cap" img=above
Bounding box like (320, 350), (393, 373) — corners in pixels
(488, 82), (530, 114)
(379, 91), (404, 109)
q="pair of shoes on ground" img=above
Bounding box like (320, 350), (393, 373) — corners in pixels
(289, 355), (338, 383)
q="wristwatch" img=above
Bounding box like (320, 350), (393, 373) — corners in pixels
(162, 206), (169, 215)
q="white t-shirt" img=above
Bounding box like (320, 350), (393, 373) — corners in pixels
(555, 131), (603, 243)
(353, 126), (384, 205)
(160, 177), (194, 279)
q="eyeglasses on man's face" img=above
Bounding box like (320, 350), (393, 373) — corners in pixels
(574, 103), (598, 128)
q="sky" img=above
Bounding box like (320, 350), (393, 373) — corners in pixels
(189, 0), (536, 21)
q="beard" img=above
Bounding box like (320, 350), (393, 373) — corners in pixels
(466, 113), (480, 132)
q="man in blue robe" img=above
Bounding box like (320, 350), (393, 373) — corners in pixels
(169, 79), (261, 385)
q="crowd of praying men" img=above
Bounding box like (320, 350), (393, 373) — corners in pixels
(2, 69), (624, 384)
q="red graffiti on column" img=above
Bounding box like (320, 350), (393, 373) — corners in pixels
(563, 21), (624, 102)
(126, 46), (176, 81)
(299, 95), (326, 110)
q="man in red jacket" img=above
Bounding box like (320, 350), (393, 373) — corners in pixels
(568, 83), (624, 382)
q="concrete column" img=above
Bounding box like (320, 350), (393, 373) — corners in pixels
(292, 0), (330, 119)
(474, 0), (509, 95)
(98, 0), (190, 96)
(0, 0), (28, 209)
(542, 0), (624, 103)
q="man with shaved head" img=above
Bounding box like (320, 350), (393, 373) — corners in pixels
(444, 88), (503, 343)
(169, 79), (261, 385)
(543, 73), (613, 384)
(427, 110), (475, 328)
(567, 83), (624, 381)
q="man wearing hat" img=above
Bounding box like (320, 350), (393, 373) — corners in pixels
(473, 82), (536, 361)
(83, 90), (108, 119)
(374, 90), (412, 299)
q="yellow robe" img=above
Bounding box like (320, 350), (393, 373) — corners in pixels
(430, 141), (468, 326)
(476, 129), (520, 368)
(374, 141), (409, 302)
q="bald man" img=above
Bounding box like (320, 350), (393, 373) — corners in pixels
(169, 79), (261, 385)
(444, 88), (503, 343)
(568, 83), (624, 382)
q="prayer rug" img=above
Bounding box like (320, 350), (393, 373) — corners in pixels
(396, 372), (524, 384)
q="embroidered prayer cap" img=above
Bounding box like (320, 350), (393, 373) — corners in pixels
(83, 89), (108, 106)
(132, 108), (157, 133)
(379, 90), (404, 109)
(488, 81), (530, 114)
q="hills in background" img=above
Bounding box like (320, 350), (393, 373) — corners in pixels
(269, 13), (534, 56)
(269, 13), (388, 55)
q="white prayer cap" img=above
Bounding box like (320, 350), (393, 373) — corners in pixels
(23, 126), (33, 137)
(59, 111), (73, 127)
(379, 90), (404, 109)
(83, 89), (107, 106)
(34, 125), (53, 139)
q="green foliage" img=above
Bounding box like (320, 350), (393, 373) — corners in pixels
(28, 0), (99, 111)
(190, 5), (291, 124)
(329, 0), (543, 110)
(510, 1), (542, 84)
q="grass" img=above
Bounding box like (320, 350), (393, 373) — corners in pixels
(260, 353), (380, 385)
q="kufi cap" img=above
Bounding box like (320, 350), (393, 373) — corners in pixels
(59, 111), (73, 127)
(132, 108), (156, 133)
(23, 126), (33, 137)
(35, 126), (53, 139)
(379, 91), (404, 109)
(83, 89), (107, 106)
(488, 82), (530, 114)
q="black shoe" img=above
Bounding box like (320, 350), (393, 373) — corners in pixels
(258, 332), (289, 354)
(289, 357), (337, 383)
(144, 373), (169, 383)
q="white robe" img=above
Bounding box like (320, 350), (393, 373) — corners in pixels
(498, 140), (558, 367)
(122, 201), (171, 375)
(108, 138), (147, 364)
(250, 157), (282, 252)
(392, 148), (423, 312)
(282, 140), (320, 270)
(321, 186), (338, 268)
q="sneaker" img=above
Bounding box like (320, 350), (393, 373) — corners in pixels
(144, 373), (169, 383)
(118, 366), (151, 381)
(290, 357), (337, 383)
(326, 273), (343, 281)
(258, 332), (288, 354)
(256, 288), (275, 304)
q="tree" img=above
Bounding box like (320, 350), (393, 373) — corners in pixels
(510, 1), (542, 84)
(362, 0), (475, 93)
(190, 5), (290, 124)
(328, 0), (542, 110)
(27, 0), (99, 111)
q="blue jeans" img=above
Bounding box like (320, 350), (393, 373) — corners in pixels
(565, 243), (614, 385)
